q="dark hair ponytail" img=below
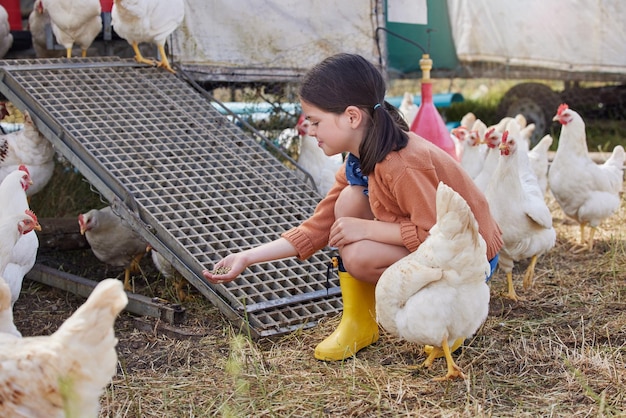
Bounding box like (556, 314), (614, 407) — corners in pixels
(299, 53), (408, 175)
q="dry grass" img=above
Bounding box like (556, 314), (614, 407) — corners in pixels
(16, 164), (626, 417)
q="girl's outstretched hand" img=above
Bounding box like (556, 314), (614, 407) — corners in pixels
(202, 253), (247, 284)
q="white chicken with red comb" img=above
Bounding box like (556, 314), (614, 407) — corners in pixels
(0, 208), (41, 337)
(549, 103), (625, 252)
(484, 119), (556, 301)
(0, 166), (40, 309)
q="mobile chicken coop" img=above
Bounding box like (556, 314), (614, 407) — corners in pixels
(0, 0), (624, 339)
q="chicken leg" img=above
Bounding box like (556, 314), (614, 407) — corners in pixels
(123, 252), (145, 291)
(522, 255), (538, 289)
(504, 271), (520, 302)
(157, 44), (176, 74)
(432, 337), (465, 381)
(174, 276), (188, 302)
(571, 222), (596, 253)
(423, 337), (464, 360)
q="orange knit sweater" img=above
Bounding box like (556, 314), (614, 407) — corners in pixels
(282, 132), (503, 261)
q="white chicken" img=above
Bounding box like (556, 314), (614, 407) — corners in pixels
(398, 92), (418, 127)
(78, 206), (149, 290)
(0, 210), (41, 294)
(549, 103), (625, 252)
(28, 0), (66, 58)
(0, 109), (56, 197)
(376, 182), (491, 381)
(111, 0), (185, 73)
(0, 166), (40, 308)
(450, 111), (476, 161)
(40, 0), (102, 58)
(484, 121), (556, 301)
(295, 117), (344, 197)
(0, 278), (128, 418)
(0, 5), (13, 59)
(527, 133), (553, 196)
(0, 209), (41, 338)
(455, 118), (487, 179)
(472, 125), (503, 192)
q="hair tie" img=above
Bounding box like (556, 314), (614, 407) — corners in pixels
(373, 103), (382, 110)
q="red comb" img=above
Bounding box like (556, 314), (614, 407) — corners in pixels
(501, 131), (509, 143)
(557, 103), (569, 115)
(18, 164), (30, 175)
(25, 209), (38, 222)
(485, 127), (495, 137)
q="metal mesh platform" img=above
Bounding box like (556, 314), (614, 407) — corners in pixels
(0, 57), (342, 338)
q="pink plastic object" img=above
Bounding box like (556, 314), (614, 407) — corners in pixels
(409, 54), (458, 161)
(1, 0), (22, 30)
(100, 0), (113, 13)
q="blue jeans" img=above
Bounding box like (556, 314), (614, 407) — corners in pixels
(345, 153), (368, 196)
(486, 253), (499, 283)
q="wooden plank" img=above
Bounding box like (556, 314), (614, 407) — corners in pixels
(25, 264), (186, 325)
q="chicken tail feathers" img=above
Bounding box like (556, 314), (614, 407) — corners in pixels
(435, 181), (481, 247)
(54, 279), (128, 346)
(604, 145), (625, 171)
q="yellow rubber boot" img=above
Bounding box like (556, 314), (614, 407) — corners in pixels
(314, 259), (379, 361)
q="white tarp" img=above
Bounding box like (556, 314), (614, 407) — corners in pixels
(447, 0), (626, 74)
(170, 0), (381, 73)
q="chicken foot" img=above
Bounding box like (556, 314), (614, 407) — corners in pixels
(131, 42), (158, 67)
(422, 346), (443, 368)
(432, 337), (465, 381)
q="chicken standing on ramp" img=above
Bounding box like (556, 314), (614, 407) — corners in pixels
(111, 0), (185, 73)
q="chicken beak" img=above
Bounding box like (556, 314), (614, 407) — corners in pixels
(34, 223), (42, 232)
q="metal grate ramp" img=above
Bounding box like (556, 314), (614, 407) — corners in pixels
(0, 57), (342, 338)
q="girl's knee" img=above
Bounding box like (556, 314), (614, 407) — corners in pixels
(340, 244), (373, 279)
(335, 186), (372, 219)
